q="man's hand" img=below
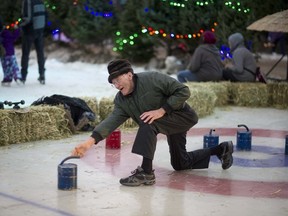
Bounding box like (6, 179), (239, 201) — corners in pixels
(71, 137), (95, 157)
(140, 108), (166, 124)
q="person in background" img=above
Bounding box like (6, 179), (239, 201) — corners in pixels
(20, 0), (46, 84)
(264, 32), (286, 55)
(177, 31), (223, 82)
(222, 32), (257, 82)
(0, 16), (4, 58)
(1, 23), (22, 86)
(71, 59), (234, 187)
(161, 43), (191, 75)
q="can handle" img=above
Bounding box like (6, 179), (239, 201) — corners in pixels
(237, 124), (249, 132)
(59, 156), (80, 165)
(209, 129), (215, 135)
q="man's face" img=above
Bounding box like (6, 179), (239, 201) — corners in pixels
(111, 72), (134, 96)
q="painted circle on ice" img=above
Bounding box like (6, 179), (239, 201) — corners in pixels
(84, 128), (288, 199)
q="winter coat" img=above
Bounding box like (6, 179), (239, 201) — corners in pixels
(91, 72), (197, 142)
(1, 28), (20, 56)
(187, 44), (223, 81)
(225, 33), (257, 82)
(21, 0), (46, 35)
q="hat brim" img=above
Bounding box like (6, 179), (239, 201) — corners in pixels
(108, 70), (127, 83)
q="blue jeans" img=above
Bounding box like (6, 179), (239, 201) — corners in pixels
(177, 70), (199, 82)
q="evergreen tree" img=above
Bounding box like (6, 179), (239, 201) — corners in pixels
(61, 0), (117, 44)
(114, 0), (154, 62)
(1, 0), (286, 61)
(0, 0), (21, 28)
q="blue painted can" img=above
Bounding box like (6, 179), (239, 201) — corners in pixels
(237, 124), (252, 151)
(285, 135), (288, 155)
(58, 156), (80, 190)
(203, 129), (219, 148)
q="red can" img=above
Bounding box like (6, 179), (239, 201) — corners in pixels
(106, 129), (121, 149)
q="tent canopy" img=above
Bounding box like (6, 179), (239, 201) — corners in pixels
(247, 9), (288, 33)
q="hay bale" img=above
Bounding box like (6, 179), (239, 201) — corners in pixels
(99, 97), (114, 120)
(186, 82), (231, 106)
(98, 97), (137, 128)
(186, 86), (217, 118)
(123, 118), (138, 128)
(228, 83), (269, 107)
(0, 106), (72, 146)
(0, 112), (13, 145)
(31, 105), (72, 138)
(268, 82), (288, 109)
(80, 96), (100, 126)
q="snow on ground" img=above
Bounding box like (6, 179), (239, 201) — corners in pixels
(0, 50), (286, 108)
(0, 56), (146, 107)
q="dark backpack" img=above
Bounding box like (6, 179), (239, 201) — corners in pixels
(32, 94), (96, 131)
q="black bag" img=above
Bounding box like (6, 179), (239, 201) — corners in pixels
(32, 94), (96, 131)
(244, 67), (267, 84)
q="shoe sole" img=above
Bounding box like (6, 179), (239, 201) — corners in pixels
(120, 179), (156, 186)
(222, 141), (234, 170)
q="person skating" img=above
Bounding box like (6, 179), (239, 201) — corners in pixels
(20, 0), (46, 84)
(0, 23), (22, 86)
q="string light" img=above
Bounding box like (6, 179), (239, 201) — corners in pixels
(4, 1), (55, 30)
(141, 23), (217, 40)
(220, 45), (232, 60)
(4, 19), (22, 30)
(195, 1), (214, 6)
(83, 0), (113, 18)
(44, 0), (57, 10)
(157, 0), (250, 13)
(161, 0), (188, 8)
(224, 1), (250, 13)
(113, 31), (139, 52)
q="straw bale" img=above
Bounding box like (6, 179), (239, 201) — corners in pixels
(228, 83), (269, 107)
(80, 96), (100, 126)
(31, 105), (72, 138)
(0, 112), (12, 145)
(0, 106), (72, 146)
(99, 97), (114, 120)
(98, 97), (137, 128)
(122, 118), (138, 128)
(186, 82), (231, 106)
(267, 82), (288, 109)
(186, 86), (217, 118)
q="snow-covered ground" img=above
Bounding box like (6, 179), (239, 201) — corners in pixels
(0, 50), (286, 108)
(0, 55), (147, 107)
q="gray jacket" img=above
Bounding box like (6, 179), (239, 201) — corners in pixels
(227, 33), (257, 81)
(187, 44), (223, 81)
(91, 72), (198, 142)
(21, 0), (46, 34)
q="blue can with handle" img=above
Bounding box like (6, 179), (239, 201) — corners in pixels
(236, 124), (252, 151)
(203, 129), (219, 148)
(58, 156), (80, 190)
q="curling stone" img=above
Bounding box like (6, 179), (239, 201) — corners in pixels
(203, 129), (219, 148)
(236, 124), (252, 151)
(58, 156), (80, 190)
